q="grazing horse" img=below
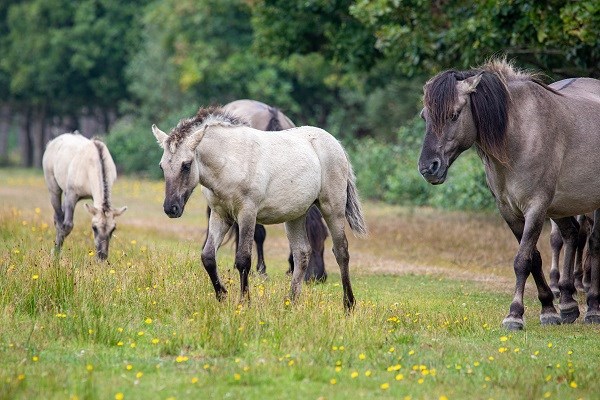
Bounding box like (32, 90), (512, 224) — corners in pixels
(214, 99), (328, 281)
(549, 215), (592, 298)
(42, 132), (127, 261)
(152, 106), (366, 310)
(418, 59), (600, 330)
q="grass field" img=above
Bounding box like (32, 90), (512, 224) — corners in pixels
(1, 168), (598, 400)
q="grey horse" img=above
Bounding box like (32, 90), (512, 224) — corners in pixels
(418, 59), (600, 330)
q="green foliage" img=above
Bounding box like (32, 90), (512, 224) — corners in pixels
(104, 119), (164, 180)
(350, 0), (600, 77)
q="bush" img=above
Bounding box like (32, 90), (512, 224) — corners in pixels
(105, 118), (164, 179)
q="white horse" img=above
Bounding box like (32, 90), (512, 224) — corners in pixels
(42, 132), (127, 260)
(152, 106), (367, 310)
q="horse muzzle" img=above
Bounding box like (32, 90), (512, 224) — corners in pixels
(419, 158), (447, 185)
(164, 199), (184, 218)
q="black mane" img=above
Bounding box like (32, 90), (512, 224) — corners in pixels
(92, 139), (111, 213)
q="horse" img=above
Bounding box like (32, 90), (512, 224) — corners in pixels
(42, 132), (127, 261)
(213, 99), (329, 282)
(549, 215), (592, 298)
(152, 106), (366, 310)
(418, 58), (600, 330)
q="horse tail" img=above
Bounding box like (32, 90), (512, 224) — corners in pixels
(265, 106), (283, 131)
(345, 161), (367, 237)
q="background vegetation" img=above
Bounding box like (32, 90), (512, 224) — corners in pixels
(1, 0), (599, 210)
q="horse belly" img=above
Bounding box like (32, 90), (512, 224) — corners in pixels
(255, 171), (321, 225)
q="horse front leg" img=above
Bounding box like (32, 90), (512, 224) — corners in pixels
(235, 211), (257, 303)
(59, 192), (78, 246)
(549, 220), (562, 299)
(500, 207), (559, 330)
(553, 217), (580, 323)
(49, 189), (65, 250)
(201, 211), (232, 301)
(584, 209), (600, 323)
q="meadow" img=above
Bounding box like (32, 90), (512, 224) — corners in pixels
(1, 169), (598, 400)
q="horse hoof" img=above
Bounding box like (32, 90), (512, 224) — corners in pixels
(502, 317), (524, 331)
(540, 313), (561, 326)
(584, 312), (600, 324)
(560, 307), (580, 324)
(559, 301), (580, 324)
(215, 289), (228, 302)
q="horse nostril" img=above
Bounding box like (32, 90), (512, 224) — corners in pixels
(430, 160), (440, 175)
(171, 204), (179, 214)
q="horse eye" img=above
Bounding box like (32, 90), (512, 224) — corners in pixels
(181, 162), (191, 173)
(159, 163), (163, 171)
(451, 111), (461, 122)
(92, 226), (98, 234)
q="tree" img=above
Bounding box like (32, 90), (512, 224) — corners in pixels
(349, 0), (600, 78)
(1, 0), (148, 166)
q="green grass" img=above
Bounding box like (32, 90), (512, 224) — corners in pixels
(1, 169), (598, 400)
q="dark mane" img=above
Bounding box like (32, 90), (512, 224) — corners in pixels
(424, 59), (559, 163)
(265, 106), (283, 131)
(92, 139), (111, 213)
(166, 106), (249, 149)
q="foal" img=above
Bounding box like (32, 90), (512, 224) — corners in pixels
(42, 132), (127, 260)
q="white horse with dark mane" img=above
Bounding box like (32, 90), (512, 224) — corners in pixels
(152, 106), (367, 310)
(42, 132), (127, 261)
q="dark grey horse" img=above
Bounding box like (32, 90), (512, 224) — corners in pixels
(418, 59), (600, 330)
(221, 99), (328, 282)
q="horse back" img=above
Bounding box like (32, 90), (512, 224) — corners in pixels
(43, 133), (116, 195)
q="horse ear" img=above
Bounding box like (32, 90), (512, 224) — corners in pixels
(152, 124), (168, 148)
(461, 73), (483, 93)
(112, 206), (127, 217)
(188, 127), (206, 150)
(85, 203), (99, 216)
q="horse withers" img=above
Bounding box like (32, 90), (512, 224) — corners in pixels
(42, 132), (127, 261)
(219, 99), (329, 282)
(152, 106), (366, 310)
(418, 59), (600, 329)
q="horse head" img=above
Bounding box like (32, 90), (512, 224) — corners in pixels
(85, 204), (127, 261)
(152, 124), (203, 218)
(418, 72), (483, 184)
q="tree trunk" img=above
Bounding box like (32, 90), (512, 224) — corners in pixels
(30, 104), (46, 168)
(0, 105), (10, 165)
(18, 108), (33, 167)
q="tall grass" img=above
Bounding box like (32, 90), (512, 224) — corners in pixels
(1, 170), (598, 400)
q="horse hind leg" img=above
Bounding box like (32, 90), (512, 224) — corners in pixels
(285, 215), (311, 303)
(305, 205), (328, 283)
(553, 217), (580, 323)
(234, 211), (257, 303)
(254, 224), (268, 276)
(584, 209), (600, 324)
(320, 204), (355, 311)
(549, 220), (562, 299)
(574, 214), (591, 292)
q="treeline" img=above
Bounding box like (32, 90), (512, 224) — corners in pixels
(1, 0), (598, 209)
